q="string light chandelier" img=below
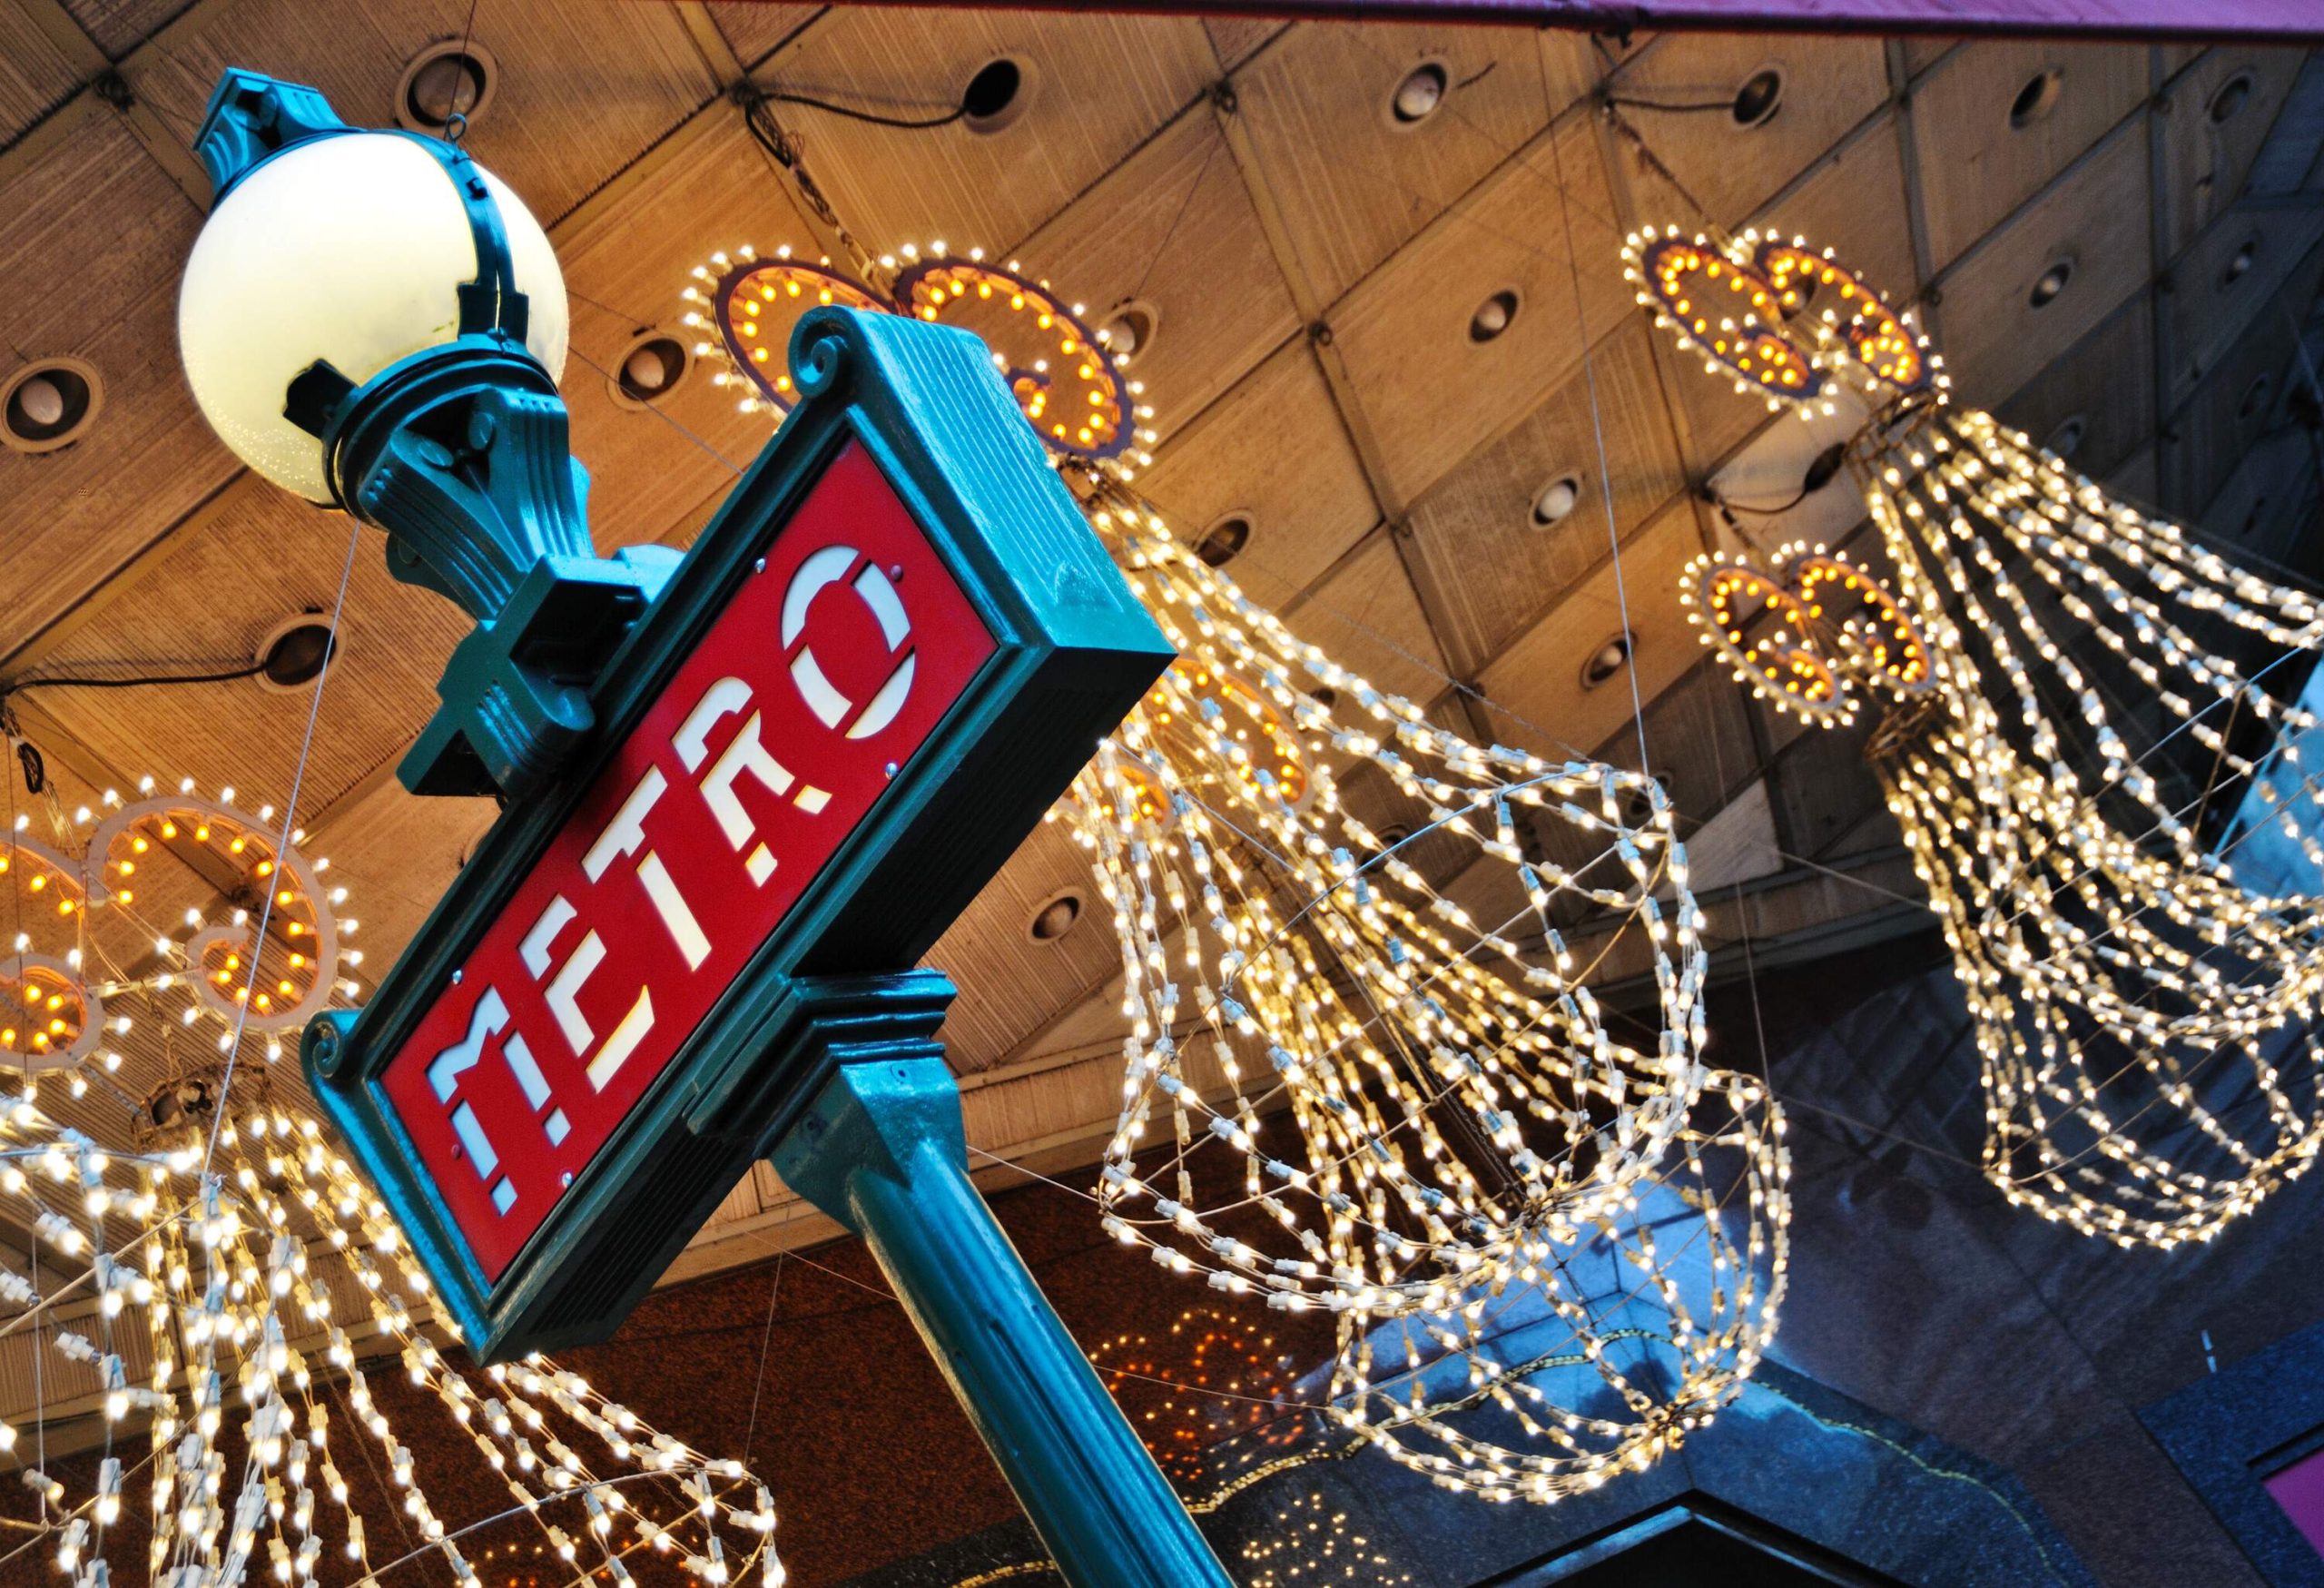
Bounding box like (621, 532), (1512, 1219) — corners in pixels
(1638, 222), (2324, 1248)
(682, 233), (1790, 1502)
(2, 774), (363, 1100)
(0, 1085), (783, 1588)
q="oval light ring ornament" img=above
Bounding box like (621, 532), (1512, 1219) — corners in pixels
(691, 249), (895, 418)
(893, 252), (1145, 467)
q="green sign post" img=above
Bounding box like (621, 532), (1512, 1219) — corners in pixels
(181, 71), (1234, 1588)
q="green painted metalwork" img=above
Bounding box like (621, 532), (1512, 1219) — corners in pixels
(202, 71), (1217, 1580)
(772, 976), (1236, 1588)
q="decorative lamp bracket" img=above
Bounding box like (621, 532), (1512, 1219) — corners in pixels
(192, 68), (348, 196)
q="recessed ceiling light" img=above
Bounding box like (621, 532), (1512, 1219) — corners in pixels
(1, 358), (100, 454)
(1531, 472), (1582, 528)
(609, 331), (689, 409)
(1029, 890), (1082, 942)
(256, 613), (339, 692)
(2009, 67), (2063, 129)
(962, 57), (1031, 133)
(1390, 62), (1448, 126)
(1469, 290), (1519, 343)
(2043, 414), (2087, 459)
(2028, 260), (2073, 310)
(2223, 238), (2260, 288)
(1308, 685), (1338, 710)
(1196, 512), (1251, 567)
(395, 41), (497, 135)
(1731, 69), (1783, 128)
(1098, 301), (1157, 365)
(2210, 71), (2255, 125)
(1580, 633), (1631, 690)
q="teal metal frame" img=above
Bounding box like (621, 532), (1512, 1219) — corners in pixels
(194, 69), (1226, 1588)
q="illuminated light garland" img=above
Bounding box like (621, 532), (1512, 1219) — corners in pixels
(1238, 1491), (1413, 1586)
(0, 773), (359, 1090)
(683, 247), (891, 417)
(1646, 222), (2324, 1248)
(683, 242), (1159, 471)
(681, 241), (1787, 1494)
(0, 1086), (784, 1588)
(1679, 543), (1935, 725)
(1087, 1307), (1304, 1485)
(1059, 492), (1787, 1498)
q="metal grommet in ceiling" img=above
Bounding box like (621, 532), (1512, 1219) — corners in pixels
(1470, 290), (1520, 343)
(1, 357), (102, 455)
(1098, 300), (1158, 367)
(255, 612), (340, 693)
(608, 330), (692, 410)
(1028, 889), (1083, 942)
(962, 56), (1033, 133)
(1732, 67), (1784, 128)
(395, 39), (498, 135)
(1196, 512), (1252, 567)
(2009, 67), (2063, 129)
(1387, 60), (1450, 129)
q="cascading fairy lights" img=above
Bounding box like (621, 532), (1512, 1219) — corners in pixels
(1059, 490), (1788, 1499)
(1640, 222), (2324, 1248)
(0, 1085), (784, 1588)
(684, 236), (1789, 1501)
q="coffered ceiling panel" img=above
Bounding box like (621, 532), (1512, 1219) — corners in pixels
(1935, 119), (2153, 405)
(1132, 339), (1378, 614)
(126, 0), (719, 228)
(1015, 106), (1299, 449)
(2159, 45), (2308, 258)
(703, 2), (821, 71)
(1403, 316), (1680, 673)
(1329, 113), (1625, 505)
(1473, 500), (1701, 764)
(1909, 39), (2148, 274)
(1281, 529), (1446, 708)
(2163, 238), (2324, 511)
(61, 0), (183, 61)
(743, 8), (1214, 255)
(0, 104), (231, 656)
(1228, 21), (1552, 309)
(2201, 428), (2313, 561)
(924, 820), (1121, 1075)
(21, 481), (464, 816)
(1991, 291), (2156, 480)
(2162, 197), (2324, 406)
(552, 116), (815, 552)
(1706, 397), (1875, 561)
(1603, 31), (1889, 229)
(0, 4), (83, 144)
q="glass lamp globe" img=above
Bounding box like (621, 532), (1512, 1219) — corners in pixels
(178, 132), (567, 502)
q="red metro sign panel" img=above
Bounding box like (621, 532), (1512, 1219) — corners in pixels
(307, 308), (1175, 1359)
(379, 443), (992, 1279)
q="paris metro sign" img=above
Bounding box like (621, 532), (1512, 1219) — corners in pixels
(304, 307), (1172, 1360)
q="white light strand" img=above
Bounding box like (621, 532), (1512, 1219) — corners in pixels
(1646, 222), (2324, 1248)
(0, 1094), (785, 1588)
(1063, 492), (1788, 1498)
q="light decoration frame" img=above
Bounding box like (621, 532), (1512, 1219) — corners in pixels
(0, 773), (361, 1089)
(682, 241), (1158, 472)
(1059, 490), (1789, 1500)
(1651, 222), (2324, 1248)
(0, 1090), (785, 1588)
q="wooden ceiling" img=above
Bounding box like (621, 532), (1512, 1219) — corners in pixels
(1, 1), (2320, 1292)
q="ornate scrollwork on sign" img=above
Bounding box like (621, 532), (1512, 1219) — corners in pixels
(1624, 227), (1942, 419)
(1679, 544), (1935, 728)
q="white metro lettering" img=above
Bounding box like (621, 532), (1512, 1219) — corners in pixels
(425, 987), (572, 1217)
(782, 545), (916, 740)
(675, 676), (832, 887)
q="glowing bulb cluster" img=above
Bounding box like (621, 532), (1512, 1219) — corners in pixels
(0, 1088), (784, 1588)
(0, 774), (359, 1086)
(1651, 223), (2324, 1248)
(1061, 488), (1788, 1500)
(683, 240), (1159, 470)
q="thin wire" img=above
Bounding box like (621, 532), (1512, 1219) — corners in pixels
(201, 516), (362, 1176)
(1547, 108), (1652, 781)
(1603, 94), (1735, 115)
(1130, 133), (1221, 304)
(0, 662), (269, 702)
(739, 1251), (785, 1465)
(754, 87), (966, 132)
